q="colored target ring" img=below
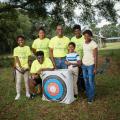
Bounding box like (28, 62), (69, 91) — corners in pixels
(43, 75), (67, 101)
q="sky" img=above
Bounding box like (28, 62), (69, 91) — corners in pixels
(74, 1), (120, 28)
(0, 0), (120, 28)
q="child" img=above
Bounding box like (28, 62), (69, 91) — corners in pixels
(13, 35), (32, 100)
(82, 30), (98, 104)
(30, 51), (54, 98)
(65, 42), (81, 98)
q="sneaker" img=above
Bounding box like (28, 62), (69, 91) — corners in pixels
(15, 94), (20, 100)
(88, 101), (93, 104)
(74, 94), (78, 99)
(26, 93), (30, 98)
(30, 93), (36, 99)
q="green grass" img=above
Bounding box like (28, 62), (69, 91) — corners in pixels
(0, 43), (120, 120)
(100, 42), (120, 50)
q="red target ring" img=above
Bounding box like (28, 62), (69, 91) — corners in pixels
(47, 83), (60, 96)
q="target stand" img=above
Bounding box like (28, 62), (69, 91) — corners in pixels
(41, 69), (75, 104)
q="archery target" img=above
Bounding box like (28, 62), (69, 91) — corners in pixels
(41, 69), (75, 104)
(43, 75), (67, 101)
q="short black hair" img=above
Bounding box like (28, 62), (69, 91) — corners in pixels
(36, 51), (44, 57)
(83, 30), (93, 37)
(73, 24), (81, 31)
(68, 42), (76, 48)
(16, 35), (25, 41)
(38, 27), (45, 33)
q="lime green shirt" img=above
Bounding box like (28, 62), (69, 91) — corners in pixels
(32, 38), (50, 58)
(71, 35), (85, 58)
(13, 46), (31, 68)
(49, 36), (70, 57)
(30, 58), (53, 73)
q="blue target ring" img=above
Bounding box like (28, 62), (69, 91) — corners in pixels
(43, 75), (67, 101)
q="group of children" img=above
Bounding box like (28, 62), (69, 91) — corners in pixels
(13, 24), (98, 104)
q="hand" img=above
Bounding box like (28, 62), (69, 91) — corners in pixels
(65, 61), (71, 66)
(20, 67), (25, 73)
(93, 68), (97, 74)
(32, 74), (39, 79)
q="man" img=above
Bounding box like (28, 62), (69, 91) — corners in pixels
(71, 24), (85, 92)
(49, 25), (70, 69)
(30, 51), (54, 98)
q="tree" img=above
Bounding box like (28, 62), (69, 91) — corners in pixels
(100, 23), (120, 38)
(0, 0), (119, 25)
(0, 8), (32, 54)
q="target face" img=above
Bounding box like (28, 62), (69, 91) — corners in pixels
(43, 75), (67, 101)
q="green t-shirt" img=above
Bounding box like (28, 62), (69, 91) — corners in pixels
(49, 36), (70, 57)
(71, 35), (85, 58)
(32, 38), (50, 58)
(13, 46), (31, 68)
(30, 58), (53, 74)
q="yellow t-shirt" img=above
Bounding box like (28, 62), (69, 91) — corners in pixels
(32, 38), (50, 58)
(82, 40), (98, 66)
(30, 58), (53, 73)
(13, 46), (32, 68)
(71, 36), (85, 58)
(49, 36), (70, 57)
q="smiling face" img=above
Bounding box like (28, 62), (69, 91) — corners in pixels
(56, 25), (63, 37)
(84, 33), (92, 43)
(37, 55), (44, 64)
(17, 37), (25, 47)
(68, 44), (75, 53)
(38, 30), (45, 39)
(74, 29), (81, 38)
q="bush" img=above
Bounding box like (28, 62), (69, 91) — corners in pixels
(0, 57), (14, 68)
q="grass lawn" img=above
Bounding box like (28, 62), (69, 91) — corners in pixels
(0, 43), (120, 120)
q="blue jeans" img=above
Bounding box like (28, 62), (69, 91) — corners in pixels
(54, 57), (67, 69)
(82, 64), (95, 101)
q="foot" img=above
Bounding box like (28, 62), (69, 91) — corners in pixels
(30, 93), (37, 99)
(26, 93), (30, 98)
(15, 94), (20, 100)
(74, 94), (78, 98)
(87, 100), (93, 104)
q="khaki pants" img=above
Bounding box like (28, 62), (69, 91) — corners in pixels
(68, 66), (79, 95)
(15, 68), (30, 95)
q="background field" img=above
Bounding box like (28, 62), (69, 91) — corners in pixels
(0, 42), (120, 120)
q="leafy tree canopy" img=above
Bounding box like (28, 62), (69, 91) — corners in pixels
(0, 0), (119, 25)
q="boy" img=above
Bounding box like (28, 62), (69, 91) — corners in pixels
(13, 35), (32, 100)
(30, 51), (54, 98)
(71, 24), (85, 92)
(82, 30), (98, 104)
(65, 42), (81, 98)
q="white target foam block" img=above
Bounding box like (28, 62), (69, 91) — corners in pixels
(41, 69), (75, 104)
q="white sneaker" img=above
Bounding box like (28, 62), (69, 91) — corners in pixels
(15, 94), (20, 100)
(26, 93), (30, 98)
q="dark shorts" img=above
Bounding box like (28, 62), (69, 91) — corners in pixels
(33, 77), (42, 86)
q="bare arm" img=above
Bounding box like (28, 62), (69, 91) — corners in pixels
(65, 60), (81, 67)
(71, 60), (81, 67)
(14, 56), (22, 68)
(28, 55), (32, 68)
(93, 48), (98, 74)
(31, 48), (36, 55)
(49, 48), (56, 68)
